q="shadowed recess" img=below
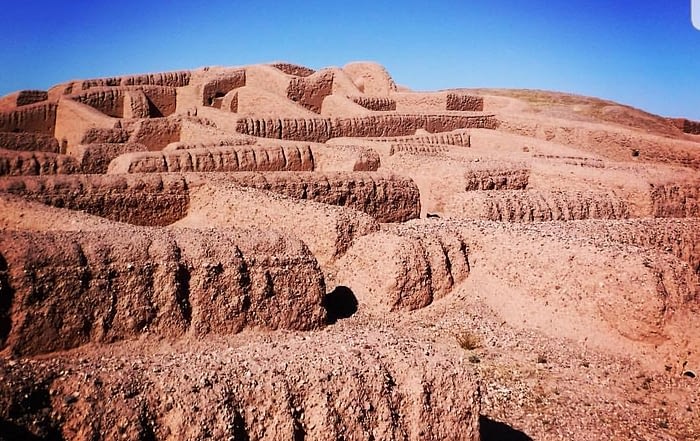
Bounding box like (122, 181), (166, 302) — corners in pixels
(323, 286), (358, 324)
(480, 416), (533, 441)
(0, 420), (47, 441)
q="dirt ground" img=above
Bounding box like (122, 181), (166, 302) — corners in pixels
(0, 61), (698, 441)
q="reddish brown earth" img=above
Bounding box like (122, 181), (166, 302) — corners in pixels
(0, 61), (699, 441)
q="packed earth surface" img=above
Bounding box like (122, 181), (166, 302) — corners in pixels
(0, 61), (699, 441)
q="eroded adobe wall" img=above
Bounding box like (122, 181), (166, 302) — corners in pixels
(80, 127), (131, 144)
(0, 227), (326, 356)
(201, 70), (246, 107)
(107, 145), (315, 174)
(366, 130), (471, 146)
(141, 86), (178, 117)
(0, 149), (79, 176)
(343, 62), (398, 95)
(74, 71), (191, 92)
(71, 88), (125, 118)
(389, 143), (450, 156)
(69, 142), (148, 174)
(349, 96), (397, 111)
(71, 86), (177, 119)
(163, 136), (256, 151)
(236, 114), (497, 142)
(121, 71), (191, 87)
(0, 132), (60, 153)
(0, 103), (57, 134)
(463, 162), (530, 191)
(128, 118), (181, 150)
(16, 90), (49, 107)
(236, 117), (333, 141)
(270, 62), (316, 77)
(194, 171), (422, 223)
(0, 171), (421, 225)
(287, 70), (334, 113)
(54, 98), (117, 149)
(312, 144), (381, 172)
(0, 333), (480, 440)
(0, 174), (190, 226)
(331, 114), (497, 138)
(122, 89), (150, 119)
(446, 93), (484, 111)
(446, 190), (631, 222)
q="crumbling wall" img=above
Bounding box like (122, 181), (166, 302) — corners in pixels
(464, 163), (530, 190)
(201, 70), (246, 107)
(77, 71), (191, 91)
(236, 117), (334, 142)
(16, 90), (49, 107)
(121, 71), (191, 87)
(330, 114), (497, 138)
(349, 96), (397, 111)
(0, 334), (480, 441)
(270, 62), (316, 77)
(128, 118), (181, 150)
(141, 86), (178, 117)
(0, 103), (57, 134)
(71, 86), (177, 118)
(343, 62), (398, 95)
(193, 171), (422, 223)
(80, 127), (131, 144)
(0, 174), (190, 226)
(0, 227), (326, 355)
(0, 132), (60, 153)
(367, 130), (471, 146)
(122, 89), (150, 119)
(0, 149), (79, 176)
(163, 136), (256, 151)
(533, 154), (606, 169)
(221, 89), (238, 112)
(287, 70), (334, 113)
(54, 99), (117, 149)
(71, 88), (125, 118)
(236, 114), (496, 142)
(446, 190), (630, 222)
(446, 94), (484, 111)
(389, 143), (450, 156)
(69, 142), (148, 174)
(108, 145), (315, 174)
(178, 185), (380, 268)
(81, 77), (120, 89)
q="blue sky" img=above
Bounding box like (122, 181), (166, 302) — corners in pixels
(1, 0), (698, 119)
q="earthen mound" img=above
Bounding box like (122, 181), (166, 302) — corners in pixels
(330, 224), (470, 312)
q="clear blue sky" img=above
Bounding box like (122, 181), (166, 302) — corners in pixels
(0, 0), (698, 119)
